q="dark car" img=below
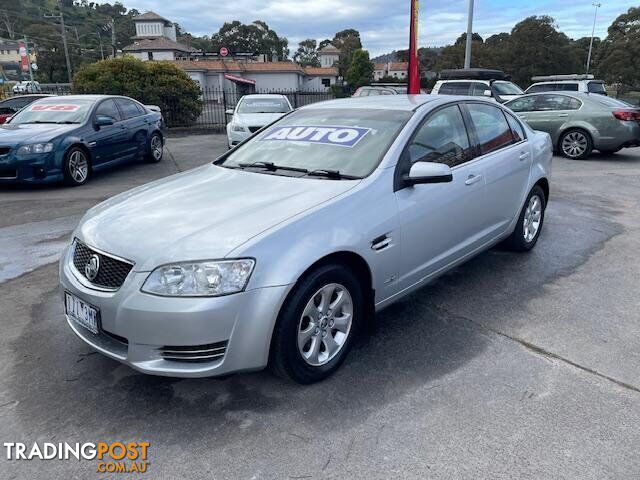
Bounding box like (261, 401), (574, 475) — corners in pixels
(0, 94), (53, 124)
(0, 95), (164, 185)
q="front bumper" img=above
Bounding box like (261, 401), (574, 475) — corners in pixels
(0, 151), (62, 184)
(59, 245), (292, 377)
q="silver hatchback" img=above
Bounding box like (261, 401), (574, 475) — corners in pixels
(59, 95), (552, 384)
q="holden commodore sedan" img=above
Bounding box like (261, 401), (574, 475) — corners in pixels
(226, 94), (292, 148)
(60, 95), (552, 384)
(0, 95), (163, 186)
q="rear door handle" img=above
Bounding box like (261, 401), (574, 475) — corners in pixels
(465, 174), (483, 186)
(519, 151), (530, 161)
(557, 113), (569, 117)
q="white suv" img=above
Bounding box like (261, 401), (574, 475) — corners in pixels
(432, 79), (524, 103)
(525, 75), (607, 95)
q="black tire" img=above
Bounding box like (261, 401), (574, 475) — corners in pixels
(559, 129), (593, 159)
(145, 132), (164, 163)
(503, 185), (546, 252)
(63, 146), (91, 186)
(270, 263), (364, 384)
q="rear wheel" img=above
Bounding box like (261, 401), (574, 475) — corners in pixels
(63, 147), (90, 186)
(145, 132), (163, 163)
(503, 185), (546, 252)
(559, 129), (592, 159)
(270, 264), (363, 384)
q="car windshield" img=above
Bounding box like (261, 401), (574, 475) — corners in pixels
(493, 82), (524, 95)
(9, 98), (93, 124)
(237, 97), (290, 114)
(218, 108), (412, 178)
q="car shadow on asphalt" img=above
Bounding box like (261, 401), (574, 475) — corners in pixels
(6, 187), (623, 445)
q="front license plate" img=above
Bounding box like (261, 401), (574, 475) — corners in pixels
(65, 292), (100, 334)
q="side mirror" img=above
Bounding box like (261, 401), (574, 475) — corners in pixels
(225, 109), (234, 115)
(94, 115), (114, 127)
(404, 162), (453, 186)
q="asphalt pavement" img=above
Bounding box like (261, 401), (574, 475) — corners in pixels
(1, 134), (639, 479)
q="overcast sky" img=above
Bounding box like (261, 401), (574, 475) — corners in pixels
(112, 0), (631, 56)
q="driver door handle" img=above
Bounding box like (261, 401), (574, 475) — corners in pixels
(465, 174), (483, 186)
(519, 151), (531, 161)
(557, 113), (569, 117)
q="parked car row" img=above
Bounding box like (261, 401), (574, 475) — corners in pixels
(0, 95), (164, 185)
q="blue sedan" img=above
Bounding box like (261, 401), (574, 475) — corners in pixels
(0, 95), (164, 186)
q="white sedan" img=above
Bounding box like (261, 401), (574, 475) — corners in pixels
(226, 94), (292, 148)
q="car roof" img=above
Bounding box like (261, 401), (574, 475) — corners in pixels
(302, 94), (485, 112)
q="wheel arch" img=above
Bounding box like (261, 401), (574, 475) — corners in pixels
(557, 125), (594, 151)
(65, 142), (92, 168)
(534, 177), (549, 203)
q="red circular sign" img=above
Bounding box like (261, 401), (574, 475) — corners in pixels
(220, 47), (229, 57)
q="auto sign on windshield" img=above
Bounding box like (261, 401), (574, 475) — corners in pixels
(261, 125), (371, 148)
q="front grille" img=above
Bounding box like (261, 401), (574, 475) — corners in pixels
(159, 341), (228, 363)
(72, 239), (134, 290)
(0, 147), (11, 156)
(0, 168), (16, 178)
(248, 126), (261, 133)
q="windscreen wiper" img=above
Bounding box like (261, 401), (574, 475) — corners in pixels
(306, 169), (362, 180)
(238, 161), (309, 173)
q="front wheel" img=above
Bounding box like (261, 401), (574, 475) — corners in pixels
(503, 185), (546, 252)
(270, 264), (364, 384)
(559, 129), (592, 159)
(145, 132), (163, 163)
(63, 147), (91, 186)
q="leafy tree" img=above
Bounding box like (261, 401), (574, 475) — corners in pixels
(73, 57), (202, 127)
(211, 20), (289, 60)
(346, 49), (373, 88)
(293, 39), (320, 67)
(595, 6), (640, 91)
(436, 33), (485, 70)
(332, 29), (363, 76)
(318, 39), (332, 50)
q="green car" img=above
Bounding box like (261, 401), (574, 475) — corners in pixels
(505, 92), (640, 159)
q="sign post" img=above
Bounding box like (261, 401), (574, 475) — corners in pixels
(408, 0), (420, 94)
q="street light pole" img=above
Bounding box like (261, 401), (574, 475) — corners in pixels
(464, 0), (474, 69)
(586, 2), (601, 74)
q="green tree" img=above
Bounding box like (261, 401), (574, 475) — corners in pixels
(318, 39), (332, 50)
(293, 39), (320, 67)
(346, 49), (373, 88)
(211, 20), (289, 60)
(595, 7), (640, 91)
(73, 57), (202, 127)
(332, 29), (363, 76)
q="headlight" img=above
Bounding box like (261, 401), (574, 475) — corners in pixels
(141, 259), (255, 297)
(231, 124), (245, 132)
(17, 143), (54, 155)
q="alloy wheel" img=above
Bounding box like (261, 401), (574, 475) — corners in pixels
(523, 194), (542, 243)
(561, 131), (588, 158)
(68, 150), (88, 183)
(297, 283), (353, 367)
(151, 135), (163, 161)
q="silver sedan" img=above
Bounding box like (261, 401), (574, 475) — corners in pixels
(59, 95), (552, 384)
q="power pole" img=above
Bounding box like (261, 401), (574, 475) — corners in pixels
(586, 2), (601, 74)
(44, 0), (73, 83)
(464, 0), (474, 69)
(109, 18), (116, 58)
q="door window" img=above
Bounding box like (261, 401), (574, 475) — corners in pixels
(555, 83), (579, 91)
(587, 81), (606, 94)
(406, 105), (473, 167)
(534, 95), (581, 111)
(115, 98), (142, 119)
(506, 96), (537, 112)
(505, 113), (526, 142)
(470, 82), (490, 96)
(467, 103), (516, 154)
(95, 99), (121, 122)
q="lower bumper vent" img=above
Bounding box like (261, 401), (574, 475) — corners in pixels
(159, 341), (228, 363)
